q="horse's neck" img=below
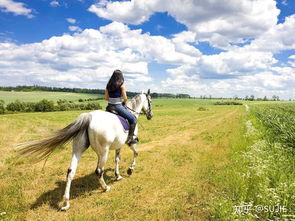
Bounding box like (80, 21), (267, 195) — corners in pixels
(126, 95), (144, 118)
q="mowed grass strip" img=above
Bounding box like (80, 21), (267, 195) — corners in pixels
(0, 99), (242, 220)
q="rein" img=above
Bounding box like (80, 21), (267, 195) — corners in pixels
(125, 105), (143, 115)
(125, 93), (152, 116)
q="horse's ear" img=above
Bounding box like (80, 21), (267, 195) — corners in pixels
(147, 89), (150, 95)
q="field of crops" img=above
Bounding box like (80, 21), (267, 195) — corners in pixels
(0, 94), (294, 220)
(253, 103), (295, 149)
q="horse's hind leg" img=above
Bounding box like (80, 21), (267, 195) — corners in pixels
(115, 149), (123, 181)
(127, 144), (138, 175)
(95, 147), (111, 192)
(60, 133), (88, 211)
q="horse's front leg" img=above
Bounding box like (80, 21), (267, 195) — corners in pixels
(115, 149), (123, 181)
(127, 144), (138, 175)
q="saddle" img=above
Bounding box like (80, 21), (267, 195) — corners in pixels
(106, 106), (130, 131)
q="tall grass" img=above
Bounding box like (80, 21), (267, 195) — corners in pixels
(253, 103), (295, 149)
(210, 104), (295, 220)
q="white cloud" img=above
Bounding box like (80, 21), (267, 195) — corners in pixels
(0, 0), (33, 18)
(66, 18), (76, 24)
(160, 13), (295, 99)
(0, 22), (203, 91)
(89, 0), (279, 48)
(246, 15), (295, 53)
(68, 26), (82, 32)
(50, 1), (60, 7)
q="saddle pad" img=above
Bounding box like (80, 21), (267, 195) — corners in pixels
(117, 115), (129, 131)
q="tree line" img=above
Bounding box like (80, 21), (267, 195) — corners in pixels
(0, 85), (191, 99)
(0, 99), (101, 114)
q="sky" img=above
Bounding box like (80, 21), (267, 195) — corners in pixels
(0, 0), (295, 99)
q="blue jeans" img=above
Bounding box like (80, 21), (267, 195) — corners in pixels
(108, 103), (137, 124)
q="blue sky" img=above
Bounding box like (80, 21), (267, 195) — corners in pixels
(0, 0), (295, 99)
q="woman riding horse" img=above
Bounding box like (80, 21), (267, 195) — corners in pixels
(104, 70), (138, 146)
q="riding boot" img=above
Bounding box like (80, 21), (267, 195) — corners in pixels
(126, 123), (139, 146)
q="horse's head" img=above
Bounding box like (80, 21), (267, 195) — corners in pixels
(142, 89), (153, 120)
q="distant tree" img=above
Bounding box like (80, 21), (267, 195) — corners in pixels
(176, 94), (190, 98)
(245, 95), (249, 100)
(250, 95), (255, 101)
(263, 96), (268, 101)
(272, 95), (280, 101)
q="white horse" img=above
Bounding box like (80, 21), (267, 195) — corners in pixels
(18, 90), (153, 211)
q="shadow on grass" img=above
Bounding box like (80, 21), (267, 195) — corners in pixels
(30, 168), (116, 210)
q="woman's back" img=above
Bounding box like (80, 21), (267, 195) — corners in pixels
(108, 87), (121, 98)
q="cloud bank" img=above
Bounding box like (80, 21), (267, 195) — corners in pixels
(1, 0), (295, 99)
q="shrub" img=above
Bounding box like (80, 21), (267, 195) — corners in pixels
(6, 100), (25, 112)
(56, 99), (70, 111)
(197, 106), (208, 111)
(24, 102), (36, 112)
(34, 99), (54, 112)
(214, 101), (243, 105)
(85, 102), (101, 110)
(0, 100), (5, 114)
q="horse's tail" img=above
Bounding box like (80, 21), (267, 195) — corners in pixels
(17, 113), (92, 161)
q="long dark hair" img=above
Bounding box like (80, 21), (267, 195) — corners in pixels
(106, 70), (124, 92)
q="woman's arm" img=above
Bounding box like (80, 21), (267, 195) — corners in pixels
(104, 89), (109, 100)
(121, 84), (128, 103)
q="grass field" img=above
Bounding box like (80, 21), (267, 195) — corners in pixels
(0, 97), (294, 220)
(0, 91), (102, 104)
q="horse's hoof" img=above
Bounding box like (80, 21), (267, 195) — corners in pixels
(116, 175), (123, 181)
(104, 186), (111, 192)
(127, 168), (133, 175)
(60, 205), (70, 211)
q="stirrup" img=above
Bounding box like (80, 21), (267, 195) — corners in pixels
(127, 137), (139, 146)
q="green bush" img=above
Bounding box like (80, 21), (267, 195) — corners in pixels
(24, 102), (36, 112)
(56, 99), (70, 111)
(3, 99), (102, 114)
(0, 100), (5, 114)
(214, 101), (243, 105)
(34, 99), (54, 112)
(6, 100), (25, 112)
(197, 106), (208, 111)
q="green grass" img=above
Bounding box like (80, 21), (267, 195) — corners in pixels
(0, 91), (102, 104)
(0, 97), (294, 220)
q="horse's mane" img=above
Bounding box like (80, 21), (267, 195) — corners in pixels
(127, 94), (143, 109)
